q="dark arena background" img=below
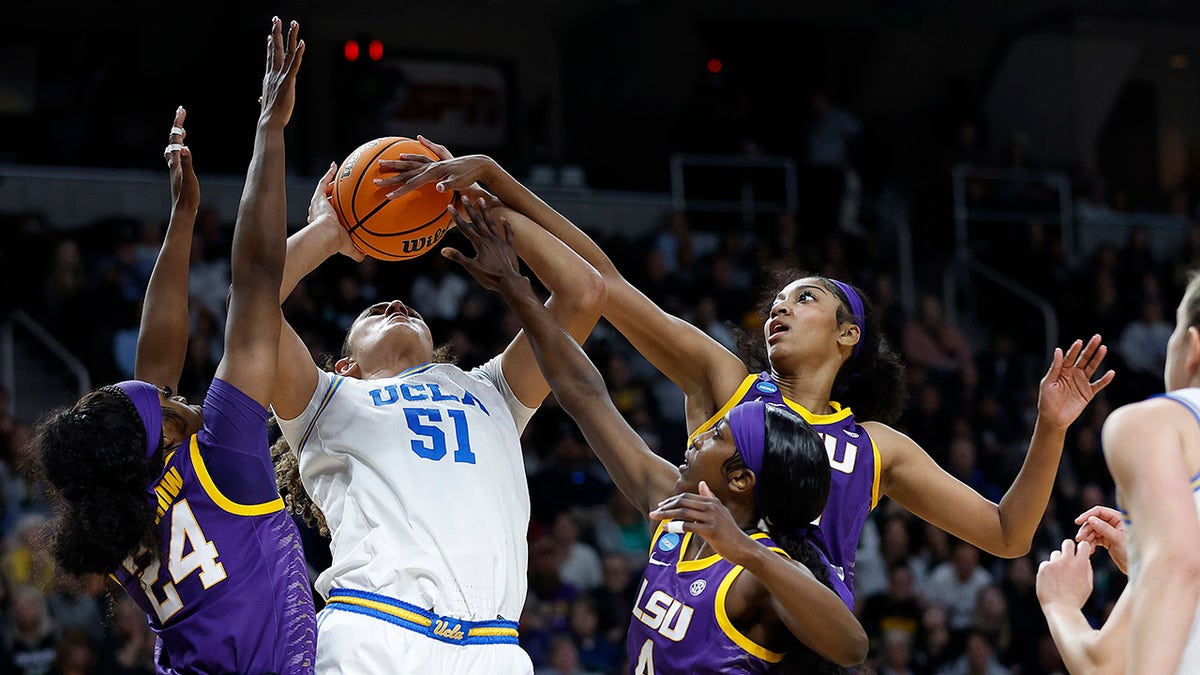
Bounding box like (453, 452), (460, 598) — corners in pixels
(3, 1), (1200, 673)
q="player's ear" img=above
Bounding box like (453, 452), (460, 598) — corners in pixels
(1187, 326), (1200, 372)
(838, 322), (861, 351)
(334, 356), (360, 378)
(726, 465), (755, 498)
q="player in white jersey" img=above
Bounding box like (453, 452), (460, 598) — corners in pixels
(271, 180), (604, 673)
(1036, 270), (1200, 674)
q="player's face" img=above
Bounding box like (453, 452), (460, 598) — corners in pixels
(675, 416), (739, 495)
(765, 278), (847, 367)
(156, 385), (203, 451)
(347, 300), (435, 372)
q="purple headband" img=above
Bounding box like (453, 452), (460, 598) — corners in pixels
(828, 278), (865, 360)
(113, 381), (164, 461)
(728, 400), (768, 507)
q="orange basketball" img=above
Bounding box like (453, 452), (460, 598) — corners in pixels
(332, 136), (455, 261)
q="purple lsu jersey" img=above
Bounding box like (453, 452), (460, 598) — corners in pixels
(690, 372), (880, 609)
(112, 379), (316, 675)
(626, 522), (788, 674)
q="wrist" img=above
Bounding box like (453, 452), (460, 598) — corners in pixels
(497, 274), (533, 297)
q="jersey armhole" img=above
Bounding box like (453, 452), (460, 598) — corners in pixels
(714, 565), (786, 663)
(689, 374), (759, 443)
(190, 437), (284, 516)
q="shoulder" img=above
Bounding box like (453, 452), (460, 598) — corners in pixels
(1102, 398), (1189, 455)
(859, 421), (918, 467)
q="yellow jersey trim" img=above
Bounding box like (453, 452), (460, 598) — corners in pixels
(871, 436), (881, 510)
(675, 530), (775, 573)
(396, 362), (438, 378)
(779, 397), (854, 426)
(297, 374), (346, 454)
(689, 375), (759, 442)
(714, 564), (785, 663)
(190, 436), (284, 516)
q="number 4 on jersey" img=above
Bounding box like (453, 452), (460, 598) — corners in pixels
(124, 499), (227, 623)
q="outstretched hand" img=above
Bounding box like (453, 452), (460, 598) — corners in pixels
(377, 136), (499, 201)
(1037, 334), (1115, 430)
(258, 17), (305, 128)
(1074, 505), (1127, 574)
(307, 162), (364, 262)
(165, 106), (198, 213)
(441, 195), (523, 292)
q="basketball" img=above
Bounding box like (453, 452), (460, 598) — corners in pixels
(332, 136), (455, 261)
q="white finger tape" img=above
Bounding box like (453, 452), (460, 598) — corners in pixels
(665, 521), (685, 534)
(164, 143), (185, 156)
(170, 126), (185, 136)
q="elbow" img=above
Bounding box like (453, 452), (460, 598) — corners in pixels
(846, 625), (869, 666)
(829, 625), (869, 667)
(572, 263), (607, 317)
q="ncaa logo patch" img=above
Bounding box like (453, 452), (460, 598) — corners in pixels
(658, 532), (681, 552)
(755, 381), (779, 394)
(689, 579), (707, 596)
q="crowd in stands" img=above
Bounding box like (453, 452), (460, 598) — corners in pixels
(1, 94), (1199, 674)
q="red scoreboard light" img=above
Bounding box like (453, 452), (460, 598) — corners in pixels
(344, 39), (360, 62)
(368, 39), (383, 62)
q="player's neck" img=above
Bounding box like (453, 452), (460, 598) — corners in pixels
(362, 358), (425, 380)
(768, 366), (836, 414)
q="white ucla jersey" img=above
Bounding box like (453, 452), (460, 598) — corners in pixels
(1124, 387), (1200, 673)
(277, 358), (536, 622)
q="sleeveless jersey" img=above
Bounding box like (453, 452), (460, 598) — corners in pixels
(691, 372), (880, 609)
(113, 378), (316, 675)
(626, 521), (787, 674)
(1122, 387), (1200, 674)
(276, 358), (536, 622)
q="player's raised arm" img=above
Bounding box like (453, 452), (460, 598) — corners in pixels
(443, 197), (679, 515)
(378, 149), (747, 422)
(214, 17), (304, 407)
(134, 107), (200, 390)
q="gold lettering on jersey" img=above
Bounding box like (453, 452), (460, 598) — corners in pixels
(433, 619), (465, 641)
(153, 468), (184, 524)
(631, 579), (695, 642)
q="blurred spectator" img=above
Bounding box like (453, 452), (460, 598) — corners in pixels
(6, 583), (57, 675)
(913, 603), (954, 675)
(969, 586), (1010, 664)
(45, 576), (102, 646)
(861, 564), (922, 643)
(408, 253), (471, 334)
(588, 552), (638, 645)
(49, 628), (95, 675)
(550, 512), (604, 594)
(1115, 295), (1172, 400)
(592, 492), (651, 573)
(534, 634), (602, 675)
(94, 595), (155, 675)
(878, 628), (917, 675)
(938, 629), (1010, 675)
(3, 515), (55, 595)
(903, 294), (978, 403)
(921, 539), (992, 634)
(566, 596), (621, 674)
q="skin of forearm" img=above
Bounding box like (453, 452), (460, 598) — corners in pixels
(1042, 604), (1118, 674)
(134, 204), (198, 386)
(280, 221), (343, 302)
(993, 419), (1068, 555)
(230, 124), (287, 287)
(740, 545), (867, 666)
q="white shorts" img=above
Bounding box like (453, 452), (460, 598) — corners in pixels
(315, 607), (533, 675)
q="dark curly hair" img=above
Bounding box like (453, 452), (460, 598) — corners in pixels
(722, 404), (846, 674)
(270, 430), (329, 538)
(737, 268), (908, 424)
(32, 387), (163, 577)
